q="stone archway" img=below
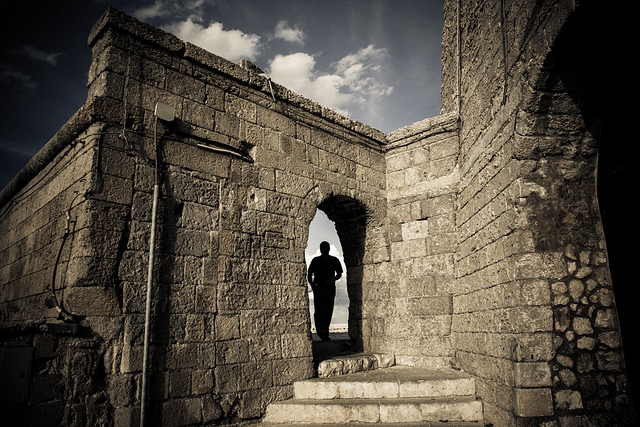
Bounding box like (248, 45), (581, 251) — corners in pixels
(516, 1), (636, 418)
(296, 186), (371, 354)
(317, 194), (368, 349)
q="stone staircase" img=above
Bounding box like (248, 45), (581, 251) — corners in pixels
(262, 354), (484, 425)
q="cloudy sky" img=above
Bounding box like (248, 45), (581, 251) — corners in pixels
(0, 0), (443, 190)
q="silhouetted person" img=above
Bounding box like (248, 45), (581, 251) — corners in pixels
(307, 241), (343, 341)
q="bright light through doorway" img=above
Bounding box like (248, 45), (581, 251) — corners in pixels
(305, 210), (349, 332)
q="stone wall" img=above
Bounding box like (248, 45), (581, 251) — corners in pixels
(442, 0), (634, 425)
(380, 113), (460, 367)
(0, 2), (635, 426)
(1, 8), (388, 426)
(0, 113), (111, 425)
(0, 120), (99, 323)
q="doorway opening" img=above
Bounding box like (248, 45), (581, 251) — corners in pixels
(306, 210), (348, 341)
(304, 195), (368, 364)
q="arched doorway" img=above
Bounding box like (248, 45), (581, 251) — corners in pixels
(301, 193), (368, 362)
(306, 210), (348, 339)
(526, 1), (637, 415)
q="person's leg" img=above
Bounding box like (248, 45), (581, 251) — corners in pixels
(324, 285), (335, 333)
(318, 286), (336, 340)
(313, 287), (331, 340)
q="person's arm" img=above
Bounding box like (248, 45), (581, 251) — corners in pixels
(333, 257), (343, 281)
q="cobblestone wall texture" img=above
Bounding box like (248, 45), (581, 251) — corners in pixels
(0, 2), (635, 427)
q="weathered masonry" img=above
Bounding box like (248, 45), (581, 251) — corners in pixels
(0, 2), (636, 426)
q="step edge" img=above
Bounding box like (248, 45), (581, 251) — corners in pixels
(267, 396), (482, 405)
(263, 399), (483, 424)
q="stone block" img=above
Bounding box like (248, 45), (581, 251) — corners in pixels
(169, 370), (191, 398)
(215, 364), (241, 393)
(113, 406), (140, 427)
(515, 252), (567, 280)
(427, 233), (457, 255)
(317, 359), (344, 378)
(215, 315), (240, 341)
(281, 333), (312, 359)
(397, 296), (453, 317)
(216, 339), (249, 365)
(214, 110), (240, 138)
(257, 107), (295, 136)
(514, 362), (551, 387)
(514, 387), (553, 417)
(65, 286), (121, 316)
(33, 333), (57, 359)
(201, 394), (223, 423)
(166, 69), (207, 103)
(520, 279), (551, 306)
(401, 220), (429, 240)
(191, 369), (214, 395)
(120, 345), (143, 373)
(387, 171), (405, 189)
(272, 358), (313, 385)
(202, 257), (218, 284)
(573, 317), (593, 335)
(389, 203), (412, 224)
(239, 361), (273, 391)
(205, 84), (224, 111)
(594, 309), (615, 329)
(428, 136), (459, 160)
(161, 397), (203, 427)
(386, 151), (412, 172)
(238, 390), (263, 419)
(248, 334), (281, 360)
(185, 314), (210, 342)
(166, 343), (199, 369)
(391, 239), (427, 261)
(150, 371), (169, 400)
(426, 155), (456, 180)
(183, 99), (216, 130)
(554, 389), (583, 410)
(426, 213), (455, 233)
(514, 333), (554, 362)
(196, 342), (217, 369)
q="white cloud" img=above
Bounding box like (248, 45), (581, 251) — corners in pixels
(268, 45), (393, 117)
(273, 20), (305, 45)
(269, 52), (350, 115)
(13, 45), (63, 65)
(132, 0), (167, 19)
(0, 139), (39, 159)
(132, 0), (208, 20)
(0, 63), (38, 93)
(162, 18), (261, 62)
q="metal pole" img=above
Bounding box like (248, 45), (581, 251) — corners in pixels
(141, 116), (160, 426)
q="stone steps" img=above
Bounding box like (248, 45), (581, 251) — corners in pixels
(261, 423), (485, 427)
(316, 353), (396, 378)
(262, 365), (484, 425)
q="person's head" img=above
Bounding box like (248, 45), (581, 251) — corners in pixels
(319, 241), (330, 255)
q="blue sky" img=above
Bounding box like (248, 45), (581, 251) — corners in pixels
(0, 0), (443, 190)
